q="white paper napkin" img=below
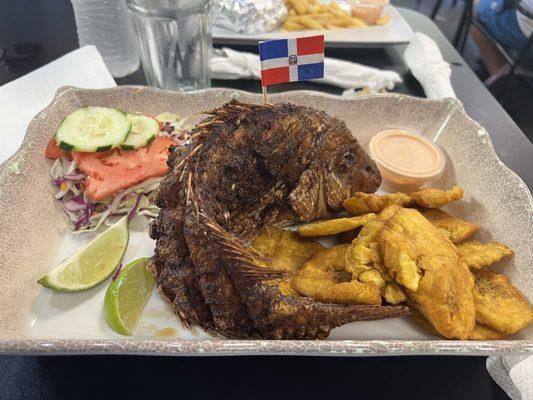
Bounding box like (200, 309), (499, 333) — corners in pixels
(403, 32), (456, 99)
(211, 47), (401, 93)
(487, 355), (533, 400)
(0, 45), (116, 163)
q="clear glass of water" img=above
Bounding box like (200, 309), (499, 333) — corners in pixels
(71, 0), (140, 78)
(126, 0), (212, 91)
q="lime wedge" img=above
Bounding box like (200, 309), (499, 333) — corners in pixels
(38, 216), (129, 291)
(104, 257), (154, 336)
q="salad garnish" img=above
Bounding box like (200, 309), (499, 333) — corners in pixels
(47, 111), (191, 233)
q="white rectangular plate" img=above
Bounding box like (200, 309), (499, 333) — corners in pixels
(0, 87), (531, 356)
(213, 5), (413, 47)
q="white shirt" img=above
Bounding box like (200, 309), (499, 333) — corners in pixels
(517, 0), (533, 38)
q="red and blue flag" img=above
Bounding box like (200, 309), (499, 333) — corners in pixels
(259, 35), (324, 87)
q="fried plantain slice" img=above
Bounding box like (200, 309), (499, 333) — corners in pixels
(383, 282), (408, 304)
(345, 205), (407, 304)
(291, 244), (382, 305)
(472, 268), (533, 335)
(345, 205), (401, 274)
(468, 324), (508, 340)
(456, 240), (514, 269)
(252, 228), (324, 297)
(344, 192), (413, 215)
(410, 186), (463, 208)
(298, 213), (376, 237)
(252, 227), (324, 273)
(379, 208), (476, 340)
(343, 187), (463, 216)
(409, 306), (440, 336)
(420, 208), (479, 243)
(410, 307), (507, 340)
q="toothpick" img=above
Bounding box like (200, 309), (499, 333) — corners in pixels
(262, 86), (268, 104)
(432, 112), (452, 143)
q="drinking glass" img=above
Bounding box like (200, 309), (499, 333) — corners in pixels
(126, 0), (212, 91)
(71, 0), (140, 77)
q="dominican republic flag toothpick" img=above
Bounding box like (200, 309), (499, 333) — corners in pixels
(258, 35), (325, 102)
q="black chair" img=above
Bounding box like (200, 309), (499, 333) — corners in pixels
(429, 0), (473, 51)
(472, 0), (533, 100)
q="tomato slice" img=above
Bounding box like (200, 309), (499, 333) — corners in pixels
(45, 138), (68, 159)
(72, 136), (174, 201)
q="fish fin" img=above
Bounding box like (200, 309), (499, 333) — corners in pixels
(202, 216), (285, 283)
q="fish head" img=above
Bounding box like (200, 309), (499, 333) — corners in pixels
(321, 133), (382, 210)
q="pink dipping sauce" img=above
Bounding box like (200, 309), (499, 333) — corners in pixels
(369, 130), (445, 192)
(348, 0), (388, 24)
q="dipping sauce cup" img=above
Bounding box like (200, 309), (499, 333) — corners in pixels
(348, 0), (389, 25)
(369, 129), (446, 192)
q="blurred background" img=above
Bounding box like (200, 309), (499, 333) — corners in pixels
(1, 0), (531, 142)
(393, 0), (533, 143)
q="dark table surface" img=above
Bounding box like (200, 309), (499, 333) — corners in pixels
(1, 1), (527, 399)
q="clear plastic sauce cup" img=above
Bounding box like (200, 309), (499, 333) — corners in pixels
(369, 130), (446, 192)
(348, 0), (389, 25)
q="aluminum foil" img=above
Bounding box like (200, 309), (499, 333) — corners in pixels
(214, 0), (288, 34)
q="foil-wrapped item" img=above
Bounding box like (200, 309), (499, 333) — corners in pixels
(214, 0), (288, 34)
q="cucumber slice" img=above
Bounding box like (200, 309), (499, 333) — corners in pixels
(55, 106), (131, 152)
(121, 114), (160, 150)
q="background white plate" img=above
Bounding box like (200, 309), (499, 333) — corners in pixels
(213, 5), (414, 47)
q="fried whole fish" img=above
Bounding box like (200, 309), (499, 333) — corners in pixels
(150, 100), (407, 339)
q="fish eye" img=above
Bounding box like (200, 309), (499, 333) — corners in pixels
(337, 151), (357, 173)
(341, 151), (356, 164)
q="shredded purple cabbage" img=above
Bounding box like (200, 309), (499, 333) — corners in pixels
(128, 193), (143, 222)
(51, 114), (193, 233)
(53, 172), (86, 186)
(63, 199), (86, 212)
(112, 263), (123, 281)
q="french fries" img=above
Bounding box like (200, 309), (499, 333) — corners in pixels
(283, 0), (387, 31)
(298, 15), (325, 30)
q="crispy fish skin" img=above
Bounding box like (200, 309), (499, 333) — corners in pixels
(344, 187), (463, 216)
(420, 208), (479, 243)
(379, 208), (476, 340)
(472, 268), (533, 335)
(297, 213), (376, 237)
(456, 240), (514, 269)
(194, 101), (382, 235)
(184, 205), (255, 337)
(149, 158), (215, 331)
(291, 244), (382, 305)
